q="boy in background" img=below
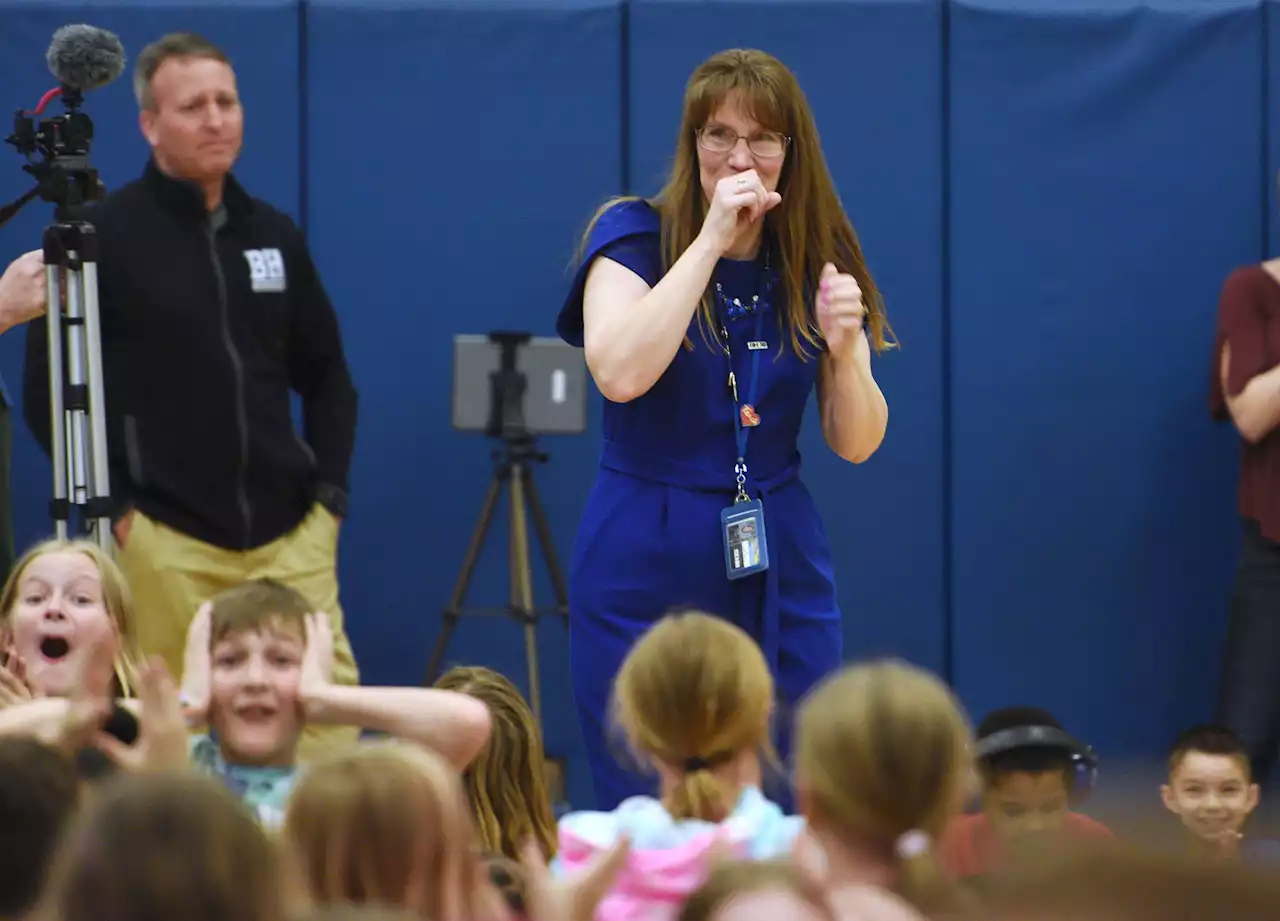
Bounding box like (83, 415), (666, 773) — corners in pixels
(177, 578), (491, 825)
(1161, 723), (1280, 862)
(939, 706), (1111, 882)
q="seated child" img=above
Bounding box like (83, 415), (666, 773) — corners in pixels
(178, 578), (492, 825)
(0, 537), (144, 702)
(433, 665), (559, 863)
(938, 706), (1111, 881)
(552, 609), (801, 917)
(793, 659), (976, 921)
(0, 737), (81, 921)
(0, 537), (152, 780)
(1161, 723), (1280, 862)
(0, 575), (492, 828)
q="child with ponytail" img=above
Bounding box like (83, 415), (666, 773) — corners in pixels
(552, 609), (802, 919)
(793, 659), (974, 920)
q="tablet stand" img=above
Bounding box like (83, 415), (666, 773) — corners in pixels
(424, 331), (570, 728)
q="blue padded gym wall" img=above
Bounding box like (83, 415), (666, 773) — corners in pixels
(628, 0), (949, 677)
(305, 0), (623, 809)
(0, 0), (302, 563)
(948, 0), (1264, 759)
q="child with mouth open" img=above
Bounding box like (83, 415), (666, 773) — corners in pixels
(0, 538), (145, 705)
(0, 544), (491, 824)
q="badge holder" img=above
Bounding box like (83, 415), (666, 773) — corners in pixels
(717, 262), (770, 581)
(722, 461), (769, 580)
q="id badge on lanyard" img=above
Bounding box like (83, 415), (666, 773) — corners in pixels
(720, 304), (770, 581)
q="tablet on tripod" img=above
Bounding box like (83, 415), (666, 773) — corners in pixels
(431, 331), (580, 733)
(451, 333), (588, 436)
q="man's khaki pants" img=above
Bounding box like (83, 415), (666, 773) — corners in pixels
(116, 502), (360, 759)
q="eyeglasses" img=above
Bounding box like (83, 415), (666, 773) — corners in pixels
(697, 126), (790, 159)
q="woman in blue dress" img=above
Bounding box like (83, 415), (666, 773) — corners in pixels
(555, 48), (893, 811)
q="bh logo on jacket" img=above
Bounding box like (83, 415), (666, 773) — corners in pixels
(244, 248), (287, 293)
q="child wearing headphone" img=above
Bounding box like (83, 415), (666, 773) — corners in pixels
(937, 706), (1112, 884)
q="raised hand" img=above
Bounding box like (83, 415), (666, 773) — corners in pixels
(56, 630), (117, 754)
(698, 170), (782, 257)
(95, 657), (190, 773)
(0, 643), (37, 707)
(518, 833), (630, 921)
(815, 262), (866, 358)
(297, 611), (335, 718)
(179, 601), (213, 726)
(0, 250), (47, 333)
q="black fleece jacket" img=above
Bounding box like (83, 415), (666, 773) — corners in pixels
(23, 159), (357, 551)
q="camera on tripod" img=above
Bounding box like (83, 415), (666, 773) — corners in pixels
(0, 24), (128, 552)
(6, 87), (104, 220)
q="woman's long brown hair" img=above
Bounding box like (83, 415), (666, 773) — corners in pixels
(580, 48), (896, 360)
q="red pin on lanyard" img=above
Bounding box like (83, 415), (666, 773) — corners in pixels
(740, 404), (761, 427)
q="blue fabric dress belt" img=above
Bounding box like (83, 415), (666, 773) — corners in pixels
(599, 438), (801, 672)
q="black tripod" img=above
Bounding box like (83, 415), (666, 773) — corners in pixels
(424, 332), (570, 728)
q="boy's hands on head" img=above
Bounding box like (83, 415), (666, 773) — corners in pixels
(297, 611), (335, 718)
(179, 602), (213, 726)
(96, 657), (190, 773)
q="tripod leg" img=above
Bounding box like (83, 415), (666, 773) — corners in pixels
(42, 254), (68, 542)
(62, 266), (96, 546)
(522, 466), (570, 629)
(508, 462), (542, 728)
(79, 249), (114, 553)
(44, 224), (112, 552)
(424, 471), (505, 685)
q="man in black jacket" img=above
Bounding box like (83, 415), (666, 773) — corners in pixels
(22, 32), (360, 755)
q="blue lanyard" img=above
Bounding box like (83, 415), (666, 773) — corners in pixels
(722, 304), (767, 501)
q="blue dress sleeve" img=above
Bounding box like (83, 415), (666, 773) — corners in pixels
(555, 199), (662, 348)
